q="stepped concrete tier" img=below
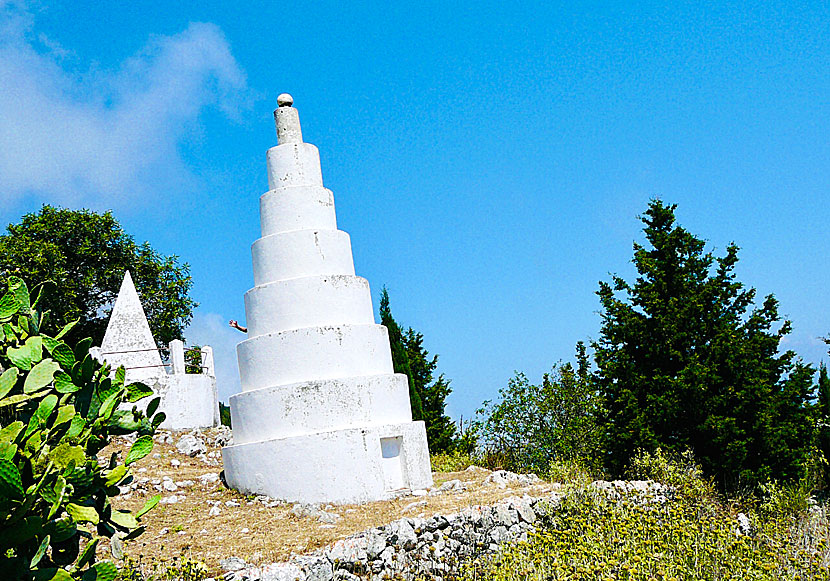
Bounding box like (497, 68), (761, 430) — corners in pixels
(96, 271), (219, 430)
(222, 94), (433, 504)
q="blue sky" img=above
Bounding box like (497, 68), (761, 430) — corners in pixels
(1, 1), (828, 420)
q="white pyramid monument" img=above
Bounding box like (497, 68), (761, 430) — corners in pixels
(100, 271), (165, 382)
(98, 271), (219, 430)
(221, 95), (433, 504)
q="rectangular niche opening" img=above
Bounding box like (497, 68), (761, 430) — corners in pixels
(380, 436), (405, 491)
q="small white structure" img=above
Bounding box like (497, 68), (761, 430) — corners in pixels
(97, 271), (219, 430)
(222, 95), (433, 504)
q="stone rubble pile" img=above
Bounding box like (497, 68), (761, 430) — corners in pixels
(171, 426), (233, 456)
(176, 433), (208, 457)
(220, 479), (671, 581)
(589, 479), (672, 503)
(290, 503), (342, 525)
(484, 469), (543, 489)
(112, 428), (230, 506)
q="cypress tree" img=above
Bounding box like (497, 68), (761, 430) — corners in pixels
(818, 359), (830, 487)
(595, 200), (815, 489)
(819, 361), (830, 417)
(403, 327), (457, 453)
(379, 287), (423, 421)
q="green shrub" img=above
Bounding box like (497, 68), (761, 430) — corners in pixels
(757, 449), (824, 520)
(547, 458), (596, 486)
(183, 347), (202, 375)
(0, 276), (164, 580)
(431, 450), (475, 473)
(116, 555), (209, 581)
(473, 343), (603, 477)
(218, 402), (231, 428)
(627, 447), (715, 499)
(466, 486), (829, 580)
(759, 480), (812, 520)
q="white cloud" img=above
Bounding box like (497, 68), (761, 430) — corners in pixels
(184, 311), (242, 403)
(0, 2), (248, 208)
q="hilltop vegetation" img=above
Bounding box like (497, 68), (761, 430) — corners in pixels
(473, 200), (826, 495)
(468, 451), (830, 581)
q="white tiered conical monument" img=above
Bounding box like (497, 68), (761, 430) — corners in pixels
(222, 95), (433, 504)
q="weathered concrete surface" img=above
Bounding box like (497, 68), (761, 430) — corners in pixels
(152, 373), (219, 430)
(229, 374), (411, 443)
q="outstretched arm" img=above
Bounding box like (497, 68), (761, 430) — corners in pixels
(229, 319), (248, 333)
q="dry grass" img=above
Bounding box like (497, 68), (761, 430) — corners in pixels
(103, 429), (555, 574)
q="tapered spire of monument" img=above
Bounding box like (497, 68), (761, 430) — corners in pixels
(265, 94), (322, 191)
(222, 95), (433, 504)
(274, 93), (302, 145)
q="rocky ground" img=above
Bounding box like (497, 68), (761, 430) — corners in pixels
(104, 427), (560, 577)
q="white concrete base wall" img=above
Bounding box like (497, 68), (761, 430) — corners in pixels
(252, 230), (355, 286)
(244, 275), (374, 337)
(230, 373), (412, 443)
(125, 374), (219, 430)
(237, 324), (395, 391)
(158, 374), (219, 430)
(222, 421), (433, 505)
(259, 186), (336, 237)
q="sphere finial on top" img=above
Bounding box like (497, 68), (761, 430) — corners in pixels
(277, 93), (294, 107)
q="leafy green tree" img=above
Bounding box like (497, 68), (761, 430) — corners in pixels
(475, 342), (603, 475)
(184, 345), (203, 374)
(219, 401), (232, 428)
(595, 200), (816, 489)
(403, 327), (457, 454)
(379, 287), (423, 421)
(0, 205), (196, 347)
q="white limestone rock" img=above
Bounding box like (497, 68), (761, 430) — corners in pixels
(387, 519), (417, 550)
(176, 434), (207, 457)
(438, 479), (465, 493)
(291, 503), (341, 524)
(260, 563), (305, 581)
(326, 537), (368, 567)
(220, 557), (247, 572)
(293, 556), (332, 581)
(736, 512), (752, 536)
(485, 470), (542, 489)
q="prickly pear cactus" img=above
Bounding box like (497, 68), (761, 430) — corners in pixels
(0, 276), (165, 580)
